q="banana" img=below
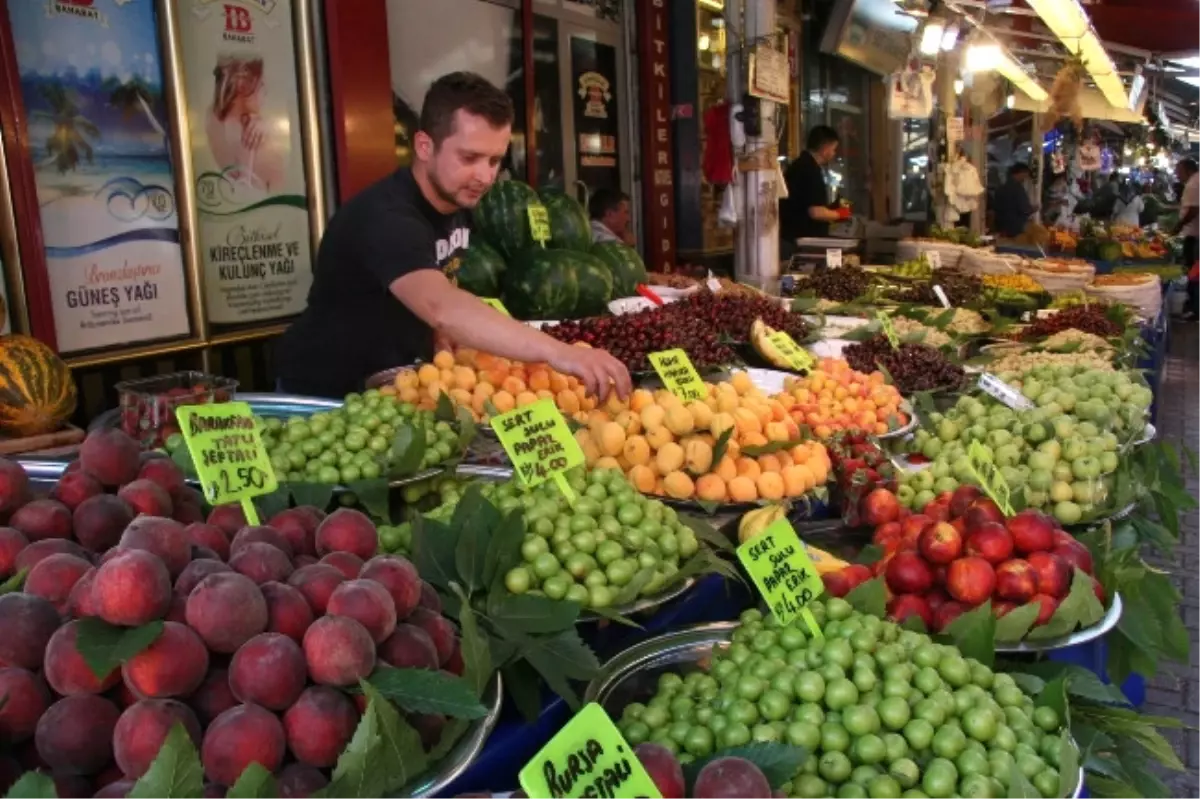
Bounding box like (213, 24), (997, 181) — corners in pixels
(737, 503), (788, 544)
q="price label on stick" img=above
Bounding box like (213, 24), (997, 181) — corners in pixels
(932, 285), (952, 308)
(175, 402), (278, 525)
(877, 311), (900, 349)
(826, 248), (843, 269)
(978, 373), (1034, 410)
(926, 250), (941, 270)
(966, 440), (1014, 516)
(767, 331), (816, 372)
(527, 204), (551, 246)
(648, 349), (706, 402)
(490, 398), (585, 502)
(737, 517), (825, 637)
(519, 703), (662, 799)
(480, 297), (510, 316)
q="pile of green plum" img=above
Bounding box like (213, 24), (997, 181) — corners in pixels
(378, 474), (473, 556)
(423, 468), (701, 610)
(617, 604), (1076, 799)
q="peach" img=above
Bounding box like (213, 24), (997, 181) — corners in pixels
(94, 779), (134, 798)
(0, 458), (30, 519)
(136, 459), (186, 498)
(933, 601), (969, 632)
(418, 581), (441, 614)
(73, 495), (135, 554)
(445, 640), (464, 676)
(173, 501), (205, 526)
(964, 522), (1015, 565)
(917, 522), (963, 565)
(185, 573), (268, 654)
(35, 695), (120, 775)
(314, 509), (378, 561)
(946, 557), (996, 606)
(164, 594), (188, 624)
(887, 594), (932, 629)
(25, 553), (92, 613)
(118, 516), (190, 578)
(292, 555), (318, 569)
(301, 616), (376, 686)
(964, 499), (1005, 532)
(407, 607), (457, 666)
(859, 488), (900, 526)
(259, 582), (314, 643)
(884, 551), (934, 595)
(79, 429), (141, 488)
(10, 499), (72, 542)
(1053, 540), (1094, 576)
(51, 471), (103, 512)
(377, 624), (438, 670)
(230, 526), (294, 560)
(319, 552), (362, 580)
(229, 543), (293, 586)
(276, 763), (328, 798)
(359, 556), (421, 621)
(175, 560), (233, 598)
(229, 633), (307, 711)
(282, 686), (359, 768)
(92, 549), (172, 626)
(191, 546), (221, 562)
(286, 564), (345, 615)
(635, 743), (686, 799)
(116, 480), (174, 519)
(113, 699), (201, 778)
(0, 527), (27, 577)
(0, 593), (62, 670)
(50, 773), (93, 797)
(206, 505), (248, 538)
(948, 485), (982, 518)
(1027, 551), (1071, 598)
(1030, 593), (1059, 625)
(122, 621), (209, 699)
(267, 509), (319, 558)
(994, 559), (1038, 603)
(182, 523), (230, 561)
(327, 579), (396, 644)
(1006, 509), (1056, 555)
(188, 668), (236, 726)
(821, 570), (853, 598)
(201, 704), (286, 787)
(0, 667), (50, 742)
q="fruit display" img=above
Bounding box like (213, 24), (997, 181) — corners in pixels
(792, 266), (877, 303)
(901, 307), (990, 337)
(889, 316), (952, 349)
(631, 743), (782, 798)
(0, 334), (79, 438)
(842, 337), (966, 395)
(750, 319), (818, 371)
(574, 376), (831, 504)
(825, 431), (899, 526)
(542, 305), (737, 373)
(591, 241), (650, 298)
(888, 257), (933, 280)
(0, 429), (479, 797)
(778, 360), (909, 439)
(1047, 290), (1091, 310)
(1035, 329), (1115, 354)
(677, 291), (812, 345)
(981, 284), (1044, 314)
(614, 604), (1076, 798)
(890, 270), (983, 308)
(984, 349), (1114, 376)
(116, 372), (238, 450)
(645, 271), (700, 290)
(1018, 306), (1122, 342)
(982, 274), (1044, 294)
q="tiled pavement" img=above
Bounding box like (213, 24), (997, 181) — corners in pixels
(1142, 321), (1200, 797)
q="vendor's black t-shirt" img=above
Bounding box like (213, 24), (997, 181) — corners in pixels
(780, 151), (831, 242)
(275, 169), (470, 398)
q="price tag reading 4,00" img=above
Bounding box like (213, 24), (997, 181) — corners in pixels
(519, 703), (662, 799)
(490, 398), (585, 501)
(737, 517), (825, 637)
(647, 349), (706, 402)
(768, 331), (816, 372)
(175, 402), (278, 525)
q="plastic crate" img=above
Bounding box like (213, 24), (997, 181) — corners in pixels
(115, 372), (238, 449)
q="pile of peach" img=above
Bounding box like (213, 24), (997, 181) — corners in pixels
(0, 428), (462, 796)
(575, 372), (830, 503)
(778, 359), (909, 438)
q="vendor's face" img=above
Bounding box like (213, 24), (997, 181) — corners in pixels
(419, 109), (511, 209)
(815, 141), (839, 165)
(604, 200), (630, 235)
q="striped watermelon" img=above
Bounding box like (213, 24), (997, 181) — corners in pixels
(473, 180), (540, 259)
(590, 241), (647, 298)
(0, 335), (77, 436)
(540, 191), (591, 251)
(454, 241), (506, 297)
(502, 249), (580, 320)
(572, 252), (615, 317)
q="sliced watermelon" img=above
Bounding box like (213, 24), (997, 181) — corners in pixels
(502, 248), (580, 320)
(590, 241), (648, 297)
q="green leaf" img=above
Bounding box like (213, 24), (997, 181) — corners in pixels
(366, 668), (488, 720)
(226, 763), (277, 799)
(1036, 674), (1070, 726)
(711, 427), (734, 469)
(451, 484), (501, 594)
(853, 545), (884, 566)
(510, 626), (600, 683)
(491, 593), (581, 633)
(484, 509), (527, 608)
(127, 722), (204, 799)
(844, 576), (886, 618)
(741, 438), (808, 458)
(681, 743), (808, 792)
(1007, 761), (1039, 798)
(677, 513), (733, 552)
(584, 606), (644, 628)
(411, 516), (459, 591)
(389, 423), (427, 478)
(1057, 731), (1080, 798)
(75, 618), (163, 682)
(345, 478), (392, 522)
(994, 602), (1040, 642)
(3, 772), (57, 799)
(900, 615), (928, 634)
(939, 601), (997, 667)
(288, 482), (335, 512)
(501, 661), (544, 722)
(434, 391), (456, 422)
(455, 601), (492, 699)
(613, 566), (656, 607)
(361, 682), (429, 795)
(455, 405), (477, 451)
(0, 568), (28, 595)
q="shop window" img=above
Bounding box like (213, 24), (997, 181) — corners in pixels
(800, 53), (871, 215)
(901, 118), (931, 217)
(533, 15), (566, 191)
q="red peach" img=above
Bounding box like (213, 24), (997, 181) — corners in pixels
(229, 633), (307, 711)
(0, 667), (50, 742)
(933, 601), (969, 632)
(282, 686), (359, 768)
(175, 560), (233, 598)
(923, 502), (951, 524)
(72, 495), (134, 554)
(10, 499), (72, 542)
(872, 521), (902, 547)
(1007, 509), (1056, 555)
(183, 524), (230, 562)
(901, 514), (933, 539)
(860, 488), (901, 526)
(173, 501), (205, 526)
(948, 485), (982, 518)
(301, 616), (376, 686)
(79, 429), (141, 488)
(634, 742), (686, 799)
(885, 551), (934, 595)
(230, 526), (294, 560)
(964, 522), (1014, 565)
(917, 522), (963, 565)
(1027, 551), (1071, 598)
(318, 552), (362, 581)
(92, 549), (172, 626)
(116, 480), (174, 519)
(924, 586), (950, 611)
(35, 695), (120, 776)
(994, 559), (1038, 603)
(326, 579), (397, 643)
(113, 699), (201, 779)
(277, 763), (328, 798)
(136, 459), (186, 498)
(0, 593), (64, 670)
(267, 509), (319, 558)
(946, 557), (996, 605)
(50, 471), (102, 512)
(229, 543), (294, 585)
(378, 624), (439, 670)
(185, 572), (268, 654)
(964, 499), (1005, 532)
(0, 458), (31, 519)
(0, 527), (27, 578)
(886, 594), (933, 629)
(949, 517), (968, 537)
(1031, 593), (1059, 625)
(93, 778), (134, 798)
(118, 516), (190, 578)
(445, 641), (464, 676)
(418, 582), (442, 614)
(122, 621), (209, 699)
(206, 505), (248, 538)
(286, 564), (345, 615)
(407, 607), (457, 666)
(992, 600), (1017, 618)
(260, 581), (314, 643)
(188, 668), (236, 726)
(164, 594), (188, 624)
(25, 553), (91, 613)
(1052, 541), (1094, 576)
(843, 564), (873, 591)
(359, 555), (421, 621)
(314, 509), (378, 561)
(821, 570), (852, 598)
(15, 538), (89, 573)
(44, 620), (120, 695)
(200, 704), (286, 787)
(292, 555), (318, 569)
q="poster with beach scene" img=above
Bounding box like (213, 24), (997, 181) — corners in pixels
(178, 0), (313, 325)
(8, 0), (191, 354)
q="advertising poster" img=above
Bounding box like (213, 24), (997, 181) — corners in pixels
(570, 36), (620, 194)
(8, 0), (191, 354)
(178, 0), (312, 325)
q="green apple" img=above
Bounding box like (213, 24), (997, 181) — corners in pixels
(953, 457), (975, 483)
(1089, 383), (1113, 402)
(1022, 379), (1042, 400)
(1027, 451), (1057, 472)
(1023, 489), (1048, 508)
(1062, 440), (1087, 462)
(1038, 440), (1062, 460)
(1052, 417), (1076, 440)
(1071, 480), (1100, 506)
(1028, 468), (1054, 491)
(1057, 392), (1077, 412)
(966, 424), (988, 443)
(1053, 462), (1075, 483)
(1072, 456), (1102, 480)
(1001, 466), (1024, 488)
(1023, 422), (1049, 444)
(914, 489), (936, 509)
(996, 444), (1022, 468)
(922, 438), (944, 459)
(935, 476), (959, 494)
(1099, 433), (1119, 453)
(916, 469), (936, 490)
(988, 429), (1013, 448)
(937, 419), (960, 442)
(896, 484), (916, 506)
(1076, 421), (1100, 439)
(932, 460), (952, 480)
(1050, 481), (1075, 502)
(1099, 452), (1119, 474)
(1086, 439), (1106, 458)
(1037, 388), (1060, 407)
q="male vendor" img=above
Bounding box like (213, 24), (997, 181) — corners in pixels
(276, 72), (631, 400)
(780, 125), (850, 258)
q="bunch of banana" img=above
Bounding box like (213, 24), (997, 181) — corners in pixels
(737, 504), (788, 544)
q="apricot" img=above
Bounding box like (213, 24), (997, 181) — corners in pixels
(0, 667), (50, 742)
(50, 471), (103, 512)
(727, 476), (758, 503)
(319, 551), (363, 580)
(229, 542), (294, 585)
(10, 499), (72, 542)
(662, 471), (695, 500)
(596, 422), (625, 458)
(407, 607), (457, 666)
(301, 616), (375, 687)
(113, 699), (201, 779)
(26, 553), (91, 614)
(756, 472), (785, 501)
(92, 549), (172, 627)
(116, 480), (174, 519)
(694, 474), (727, 502)
(314, 509), (377, 561)
(71, 495), (133, 554)
(123, 621), (209, 699)
(663, 406), (696, 437)
(185, 572), (268, 654)
(282, 686), (359, 768)
(201, 704), (286, 787)
(627, 464), (656, 493)
(230, 526), (294, 560)
(35, 695), (120, 775)
(286, 564), (345, 615)
(654, 442), (685, 475)
(683, 439), (714, 474)
(175, 559), (232, 598)
(118, 516), (190, 578)
(0, 593), (64, 670)
(79, 429), (141, 488)
(358, 556), (421, 621)
(781, 465), (810, 496)
(228, 633), (307, 711)
(206, 505), (248, 538)
(267, 509), (319, 558)
(735, 458), (761, 480)
(188, 669), (236, 726)
(259, 581), (314, 643)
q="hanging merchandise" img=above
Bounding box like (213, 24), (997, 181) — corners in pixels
(940, 154), (984, 226)
(1046, 59), (1085, 131)
(702, 101), (735, 186)
(887, 61), (935, 119)
(1078, 141), (1102, 171)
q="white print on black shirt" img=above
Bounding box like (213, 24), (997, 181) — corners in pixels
(436, 228), (470, 265)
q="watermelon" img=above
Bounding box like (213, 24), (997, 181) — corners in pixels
(590, 241), (647, 297)
(502, 249), (580, 320)
(571, 252), (615, 317)
(540, 191), (591, 250)
(474, 179), (540, 259)
(453, 241), (506, 297)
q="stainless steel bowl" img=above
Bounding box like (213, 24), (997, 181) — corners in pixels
(88, 393), (343, 433)
(579, 577), (697, 623)
(366, 363), (423, 391)
(404, 672), (504, 797)
(995, 593), (1124, 654)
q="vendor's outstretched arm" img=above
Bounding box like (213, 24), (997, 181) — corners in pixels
(391, 269), (631, 400)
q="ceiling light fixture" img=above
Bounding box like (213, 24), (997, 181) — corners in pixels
(920, 21), (945, 56)
(1023, 0), (1128, 109)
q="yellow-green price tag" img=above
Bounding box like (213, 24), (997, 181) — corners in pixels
(737, 516), (824, 637)
(481, 297), (510, 316)
(527, 204), (551, 246)
(174, 402), (278, 525)
(490, 397), (585, 503)
(518, 703), (662, 799)
(877, 311), (900, 349)
(966, 440), (1013, 516)
(647, 349), (706, 403)
(767, 331), (816, 372)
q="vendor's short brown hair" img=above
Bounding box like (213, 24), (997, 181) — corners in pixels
(419, 72), (514, 145)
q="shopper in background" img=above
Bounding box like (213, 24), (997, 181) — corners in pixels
(275, 71), (631, 399)
(993, 163), (1038, 238)
(780, 126), (850, 259)
(588, 188), (635, 246)
(1172, 158), (1199, 321)
(1112, 182), (1146, 228)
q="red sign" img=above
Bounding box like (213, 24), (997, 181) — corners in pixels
(637, 0), (676, 273)
(224, 5), (252, 32)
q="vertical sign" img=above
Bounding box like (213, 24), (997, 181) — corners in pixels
(571, 36), (620, 194)
(6, 0), (191, 354)
(178, 0), (314, 325)
(637, 0), (675, 272)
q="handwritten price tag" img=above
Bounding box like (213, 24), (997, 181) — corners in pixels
(527, 204), (551, 246)
(926, 250), (942, 270)
(737, 517), (824, 637)
(647, 349), (706, 402)
(826, 248), (843, 269)
(767, 331), (816, 372)
(877, 311), (900, 349)
(519, 703), (661, 799)
(978, 373), (1034, 410)
(481, 297), (511, 316)
(490, 398), (585, 502)
(966, 440), (1014, 515)
(175, 402), (278, 525)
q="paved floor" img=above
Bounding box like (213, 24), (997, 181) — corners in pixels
(1143, 320), (1200, 797)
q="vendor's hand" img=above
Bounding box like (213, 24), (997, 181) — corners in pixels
(836, 207), (852, 220)
(548, 342), (632, 401)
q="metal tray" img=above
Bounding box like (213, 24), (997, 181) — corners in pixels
(88, 393), (344, 433)
(404, 672), (504, 798)
(579, 577), (697, 624)
(995, 593), (1124, 654)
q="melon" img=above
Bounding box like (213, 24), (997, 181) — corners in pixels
(454, 241), (507, 297)
(540, 191), (591, 251)
(501, 249), (580, 321)
(0, 335), (77, 436)
(571, 252), (615, 318)
(590, 241), (648, 297)
(473, 180), (541, 259)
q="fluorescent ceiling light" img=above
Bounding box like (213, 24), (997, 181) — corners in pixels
(994, 48), (1050, 102)
(966, 43), (1000, 71)
(941, 25), (960, 52)
(920, 22), (944, 56)
(1024, 0), (1128, 109)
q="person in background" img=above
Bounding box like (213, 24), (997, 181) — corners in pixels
(1172, 158), (1198, 321)
(780, 126), (851, 259)
(588, 188), (635, 246)
(1112, 182), (1145, 228)
(993, 163), (1038, 238)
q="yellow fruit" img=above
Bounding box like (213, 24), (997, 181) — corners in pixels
(588, 411), (611, 436)
(640, 404), (667, 431)
(492, 390), (515, 412)
(604, 393), (626, 414)
(808, 459), (829, 486)
(395, 370), (419, 390)
(449, 388), (472, 407)
(439, 369), (455, 387)
(687, 401), (714, 430)
(399, 386), (420, 403)
(596, 456), (621, 471)
(628, 464), (657, 493)
(598, 422), (626, 457)
(655, 442), (685, 474)
(581, 439), (601, 466)
(451, 366), (477, 392)
(630, 389), (655, 412)
(646, 425), (675, 450)
(730, 371), (753, 395)
(728, 476), (758, 502)
(733, 407), (763, 436)
(663, 471), (696, 499)
(742, 432), (769, 448)
(782, 464), (810, 496)
(516, 391), (539, 407)
(623, 435), (651, 466)
(615, 410), (642, 436)
(710, 412), (736, 440)
(736, 457), (761, 479)
(417, 364), (440, 387)
(557, 390), (581, 414)
(765, 421), (790, 442)
(433, 350), (455, 370)
(714, 455), (738, 483)
(695, 474), (727, 502)
(757, 454), (782, 474)
(684, 438), (714, 474)
(664, 406), (695, 437)
(716, 392), (739, 413)
(756, 471), (785, 500)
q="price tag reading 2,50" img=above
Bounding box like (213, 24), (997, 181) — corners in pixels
(519, 703), (662, 799)
(737, 517), (825, 637)
(490, 398), (585, 502)
(175, 402), (278, 526)
(647, 349), (706, 402)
